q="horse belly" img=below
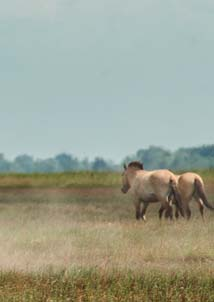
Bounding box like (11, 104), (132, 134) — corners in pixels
(132, 174), (163, 202)
(146, 193), (159, 203)
(138, 185), (159, 203)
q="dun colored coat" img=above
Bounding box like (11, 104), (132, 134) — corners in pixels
(165, 172), (214, 220)
(121, 161), (184, 220)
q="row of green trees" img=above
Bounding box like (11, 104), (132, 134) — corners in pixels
(0, 145), (214, 173)
(124, 145), (214, 170)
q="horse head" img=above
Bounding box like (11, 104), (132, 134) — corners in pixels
(121, 161), (144, 193)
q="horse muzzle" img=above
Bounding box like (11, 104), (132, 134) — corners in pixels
(121, 186), (129, 194)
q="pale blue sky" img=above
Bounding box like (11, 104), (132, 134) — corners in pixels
(0, 0), (214, 162)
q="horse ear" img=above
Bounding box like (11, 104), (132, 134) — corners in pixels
(123, 163), (127, 170)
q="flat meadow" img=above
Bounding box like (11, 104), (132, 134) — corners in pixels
(0, 171), (213, 301)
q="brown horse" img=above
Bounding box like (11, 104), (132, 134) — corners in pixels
(164, 172), (214, 220)
(121, 161), (184, 220)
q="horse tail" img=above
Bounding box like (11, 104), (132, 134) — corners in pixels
(194, 178), (214, 210)
(169, 179), (185, 217)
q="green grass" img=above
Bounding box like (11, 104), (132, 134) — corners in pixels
(0, 169), (213, 188)
(0, 171), (121, 188)
(0, 270), (214, 301)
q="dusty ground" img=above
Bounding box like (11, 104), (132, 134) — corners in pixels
(0, 187), (213, 274)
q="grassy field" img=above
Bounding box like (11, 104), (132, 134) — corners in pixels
(0, 171), (213, 300)
(0, 169), (213, 188)
(0, 171), (120, 188)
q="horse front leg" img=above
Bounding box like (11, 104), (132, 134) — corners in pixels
(141, 201), (149, 221)
(134, 198), (141, 220)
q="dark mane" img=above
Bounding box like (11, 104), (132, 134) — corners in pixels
(128, 161), (144, 170)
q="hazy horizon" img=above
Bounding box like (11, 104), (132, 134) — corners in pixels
(1, 143), (213, 165)
(1, 0), (214, 162)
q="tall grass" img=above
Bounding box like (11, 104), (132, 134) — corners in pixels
(0, 270), (214, 301)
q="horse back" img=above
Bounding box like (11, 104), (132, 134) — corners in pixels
(134, 170), (175, 199)
(178, 172), (204, 199)
(149, 169), (176, 185)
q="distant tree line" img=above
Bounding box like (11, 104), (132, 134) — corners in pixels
(0, 145), (214, 173)
(124, 145), (214, 170)
(0, 153), (118, 173)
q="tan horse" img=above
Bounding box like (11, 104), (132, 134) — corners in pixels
(165, 172), (214, 220)
(121, 161), (184, 220)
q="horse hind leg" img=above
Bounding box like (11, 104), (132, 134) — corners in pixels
(158, 205), (165, 220)
(186, 206), (191, 220)
(194, 197), (204, 221)
(141, 202), (149, 221)
(168, 200), (179, 219)
(159, 199), (173, 220)
(169, 180), (185, 218)
(165, 205), (173, 220)
(175, 206), (179, 219)
(182, 201), (191, 220)
(159, 207), (174, 220)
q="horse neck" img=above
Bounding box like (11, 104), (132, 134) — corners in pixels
(127, 169), (138, 186)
